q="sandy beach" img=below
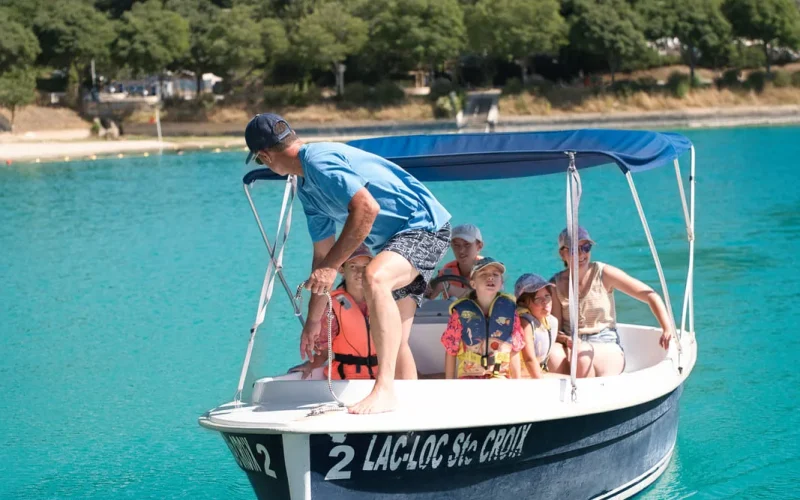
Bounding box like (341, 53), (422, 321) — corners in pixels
(3, 104), (800, 163)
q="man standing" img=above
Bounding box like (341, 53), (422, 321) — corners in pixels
(244, 113), (451, 414)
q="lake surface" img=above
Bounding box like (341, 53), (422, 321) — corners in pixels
(1, 126), (798, 499)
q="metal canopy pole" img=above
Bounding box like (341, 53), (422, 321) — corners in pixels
(624, 171), (679, 359)
(235, 176), (304, 403)
(565, 152), (582, 401)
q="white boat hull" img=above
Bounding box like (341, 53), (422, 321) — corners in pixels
(200, 326), (696, 499)
(217, 385), (682, 499)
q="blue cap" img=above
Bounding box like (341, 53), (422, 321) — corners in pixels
(514, 273), (554, 298)
(470, 257), (506, 278)
(244, 113), (293, 164)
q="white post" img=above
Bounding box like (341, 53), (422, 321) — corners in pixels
(155, 106), (163, 153)
(689, 147), (696, 336)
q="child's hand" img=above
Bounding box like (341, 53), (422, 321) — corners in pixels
(287, 362), (315, 380)
(556, 333), (573, 349)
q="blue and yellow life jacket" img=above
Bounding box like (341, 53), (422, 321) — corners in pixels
(449, 293), (517, 378)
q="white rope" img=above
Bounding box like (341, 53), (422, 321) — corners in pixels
(625, 172), (679, 355)
(293, 282), (347, 415)
(564, 152), (581, 402)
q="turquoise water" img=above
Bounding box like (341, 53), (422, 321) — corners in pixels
(1, 127), (799, 499)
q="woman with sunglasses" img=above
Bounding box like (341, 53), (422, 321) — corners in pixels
(551, 227), (673, 378)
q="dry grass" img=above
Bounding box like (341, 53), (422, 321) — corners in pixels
(0, 105), (90, 132)
(498, 86), (800, 116)
(280, 102), (434, 123)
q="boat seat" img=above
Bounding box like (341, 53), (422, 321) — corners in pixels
(409, 299), (451, 376)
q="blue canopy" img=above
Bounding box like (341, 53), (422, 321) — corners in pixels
(242, 129), (692, 183)
(347, 129), (692, 181)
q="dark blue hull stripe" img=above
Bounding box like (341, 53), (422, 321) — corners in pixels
(222, 385), (683, 500)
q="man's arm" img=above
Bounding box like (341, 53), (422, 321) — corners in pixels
(306, 188), (379, 294)
(321, 187), (379, 269)
(300, 236), (335, 360)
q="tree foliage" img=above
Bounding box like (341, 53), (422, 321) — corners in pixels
(33, 0), (116, 69)
(569, 0), (649, 83)
(723, 0), (800, 73)
(466, 0), (566, 82)
(1, 0), (800, 108)
(359, 0), (466, 75)
(671, 0), (732, 79)
(292, 2), (368, 74)
(0, 9), (40, 73)
(113, 0), (190, 76)
(0, 66), (37, 131)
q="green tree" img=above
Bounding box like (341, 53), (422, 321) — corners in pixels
(0, 67), (37, 132)
(292, 2), (368, 93)
(0, 0), (49, 26)
(630, 0), (676, 41)
(168, 0), (273, 97)
(671, 0), (731, 81)
(33, 1), (115, 103)
(568, 0), (649, 84)
(722, 0), (800, 74)
(0, 9), (40, 72)
(360, 0), (466, 78)
(466, 0), (566, 84)
(113, 0), (190, 77)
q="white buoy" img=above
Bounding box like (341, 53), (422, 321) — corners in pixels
(117, 153), (124, 159)
(143, 152), (150, 157)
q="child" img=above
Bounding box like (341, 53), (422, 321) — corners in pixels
(426, 224), (485, 300)
(515, 273), (568, 377)
(440, 257), (525, 379)
(289, 244), (378, 380)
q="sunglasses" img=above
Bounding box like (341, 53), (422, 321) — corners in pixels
(561, 243), (593, 254)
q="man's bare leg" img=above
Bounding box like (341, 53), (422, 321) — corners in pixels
(349, 251), (417, 414)
(395, 296), (418, 380)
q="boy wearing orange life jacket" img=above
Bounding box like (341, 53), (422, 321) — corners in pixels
(440, 257), (525, 379)
(426, 224), (484, 300)
(289, 244), (378, 380)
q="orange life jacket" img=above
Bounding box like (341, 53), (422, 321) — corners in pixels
(324, 289), (378, 380)
(437, 258), (482, 299)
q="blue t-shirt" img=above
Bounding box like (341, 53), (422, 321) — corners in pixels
(297, 142), (451, 252)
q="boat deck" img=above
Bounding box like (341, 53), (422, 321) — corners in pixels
(200, 326), (696, 435)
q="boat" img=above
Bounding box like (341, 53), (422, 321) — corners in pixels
(199, 129), (698, 500)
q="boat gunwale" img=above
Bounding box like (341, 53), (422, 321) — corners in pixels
(198, 330), (696, 435)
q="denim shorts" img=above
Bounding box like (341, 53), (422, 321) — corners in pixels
(383, 222), (451, 306)
(579, 328), (622, 347)
(580, 328), (625, 370)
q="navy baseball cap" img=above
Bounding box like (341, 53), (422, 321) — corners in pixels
(244, 113), (293, 164)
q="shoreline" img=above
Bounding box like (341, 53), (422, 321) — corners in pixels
(3, 104), (800, 163)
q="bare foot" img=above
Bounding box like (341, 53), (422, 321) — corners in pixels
(348, 387), (397, 414)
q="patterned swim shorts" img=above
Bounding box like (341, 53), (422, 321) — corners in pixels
(383, 222), (451, 306)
